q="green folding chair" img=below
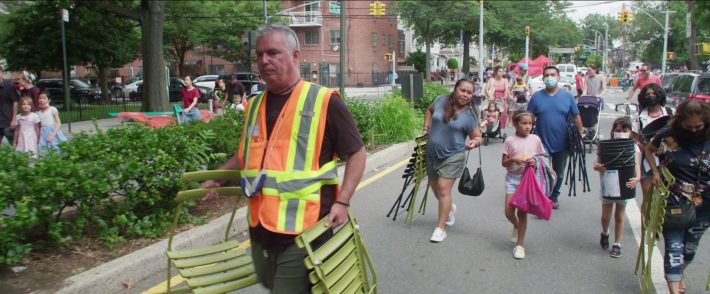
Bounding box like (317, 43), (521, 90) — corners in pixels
(295, 214), (377, 294)
(165, 170), (257, 294)
(173, 104), (183, 125)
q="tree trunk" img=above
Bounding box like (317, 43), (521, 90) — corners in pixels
(140, 0), (168, 112)
(462, 31), (471, 74)
(98, 66), (110, 101)
(425, 42), (431, 82)
(688, 1), (698, 70)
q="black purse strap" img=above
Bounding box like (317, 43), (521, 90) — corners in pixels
(464, 143), (482, 167)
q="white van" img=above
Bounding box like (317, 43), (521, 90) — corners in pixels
(556, 64), (577, 79)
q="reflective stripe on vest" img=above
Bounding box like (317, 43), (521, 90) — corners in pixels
(238, 81), (339, 234)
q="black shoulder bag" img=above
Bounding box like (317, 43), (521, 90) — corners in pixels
(458, 145), (484, 196)
(664, 140), (709, 229)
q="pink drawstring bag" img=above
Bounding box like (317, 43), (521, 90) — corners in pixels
(508, 166), (553, 220)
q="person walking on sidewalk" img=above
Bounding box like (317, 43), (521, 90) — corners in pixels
(0, 66), (19, 146)
(502, 111), (546, 259)
(200, 23), (366, 294)
(484, 66), (511, 129)
(527, 66), (584, 209)
(626, 63), (661, 110)
(422, 78), (483, 243)
(644, 99), (709, 294)
(592, 117), (641, 258)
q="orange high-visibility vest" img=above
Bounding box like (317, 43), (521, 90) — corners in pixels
(238, 80), (340, 235)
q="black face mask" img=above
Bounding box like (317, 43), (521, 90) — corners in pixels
(646, 95), (660, 106)
(674, 128), (705, 145)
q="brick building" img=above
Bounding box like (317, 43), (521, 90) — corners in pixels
(280, 0), (404, 87)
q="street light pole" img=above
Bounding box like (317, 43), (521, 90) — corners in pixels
(478, 0), (484, 82)
(602, 22), (609, 75)
(524, 27), (529, 69)
(339, 0), (345, 94)
(661, 10), (670, 76)
(263, 0), (268, 23)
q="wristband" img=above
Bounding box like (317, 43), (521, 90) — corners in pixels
(335, 200), (350, 207)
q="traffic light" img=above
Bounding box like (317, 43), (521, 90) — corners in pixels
(618, 11), (625, 22)
(666, 52), (675, 61)
(369, 1), (385, 16)
(525, 25), (530, 36)
(625, 10), (633, 22)
(384, 53), (393, 61)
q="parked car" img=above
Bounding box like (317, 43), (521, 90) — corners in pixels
(666, 73), (701, 108)
(660, 73), (680, 94)
(36, 78), (102, 104)
(130, 78), (210, 102)
(217, 72), (259, 95)
(688, 73), (710, 104)
(123, 80), (143, 97)
(193, 75), (219, 91)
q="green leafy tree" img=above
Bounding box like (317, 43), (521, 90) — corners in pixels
(447, 58), (459, 70)
(398, 1), (454, 81)
(93, 0), (169, 112)
(405, 49), (426, 73)
(0, 1), (139, 102)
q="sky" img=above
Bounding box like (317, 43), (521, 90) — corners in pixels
(566, 0), (633, 23)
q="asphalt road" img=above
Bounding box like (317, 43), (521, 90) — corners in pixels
(130, 88), (709, 294)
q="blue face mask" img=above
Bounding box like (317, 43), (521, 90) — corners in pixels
(544, 77), (558, 89)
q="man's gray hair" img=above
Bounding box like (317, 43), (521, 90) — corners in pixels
(256, 23), (300, 52)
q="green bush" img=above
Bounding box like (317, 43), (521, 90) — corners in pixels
(0, 111), (242, 265)
(371, 95), (419, 144)
(345, 99), (375, 144)
(413, 83), (451, 114)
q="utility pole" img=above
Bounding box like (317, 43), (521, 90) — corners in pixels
(662, 10), (670, 75)
(339, 0), (345, 94)
(263, 0), (268, 23)
(60, 8), (71, 132)
(478, 0), (484, 82)
(524, 25), (530, 69)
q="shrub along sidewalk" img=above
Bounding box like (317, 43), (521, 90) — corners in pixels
(0, 83), (450, 267)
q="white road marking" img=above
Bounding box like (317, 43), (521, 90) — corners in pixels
(626, 200), (668, 294)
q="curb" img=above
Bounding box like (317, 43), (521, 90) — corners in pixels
(48, 141), (414, 294)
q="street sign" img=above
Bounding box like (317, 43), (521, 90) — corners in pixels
(329, 1), (340, 14)
(61, 9), (69, 22)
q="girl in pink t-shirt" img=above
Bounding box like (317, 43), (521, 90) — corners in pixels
(501, 111), (546, 259)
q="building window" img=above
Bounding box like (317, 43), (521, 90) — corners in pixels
(329, 64), (339, 79)
(305, 31), (319, 45)
(371, 32), (377, 51)
(300, 64), (311, 78)
(330, 30), (340, 45)
(388, 35), (394, 51)
(399, 40), (405, 54)
(381, 33), (386, 45)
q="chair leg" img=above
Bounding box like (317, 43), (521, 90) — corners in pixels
(167, 259), (172, 293)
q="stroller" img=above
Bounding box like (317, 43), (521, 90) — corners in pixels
(480, 107), (505, 145)
(577, 96), (603, 153)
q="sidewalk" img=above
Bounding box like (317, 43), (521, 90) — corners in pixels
(60, 117), (123, 136)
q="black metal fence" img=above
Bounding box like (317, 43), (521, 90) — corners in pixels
(54, 94), (184, 123)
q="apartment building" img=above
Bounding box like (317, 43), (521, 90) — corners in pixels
(280, 0), (404, 87)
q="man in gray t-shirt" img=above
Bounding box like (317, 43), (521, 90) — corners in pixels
(583, 64), (606, 98)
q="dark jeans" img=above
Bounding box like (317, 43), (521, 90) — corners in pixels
(0, 127), (13, 146)
(662, 213), (710, 282)
(549, 150), (569, 202)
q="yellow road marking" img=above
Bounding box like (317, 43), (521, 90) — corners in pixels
(357, 158), (409, 191)
(143, 157), (408, 293)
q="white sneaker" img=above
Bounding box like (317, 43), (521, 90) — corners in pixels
(430, 227), (447, 242)
(510, 228), (518, 243)
(513, 245), (526, 259)
(446, 203), (457, 226)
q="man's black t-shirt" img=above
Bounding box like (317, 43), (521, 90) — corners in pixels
(249, 88), (364, 251)
(0, 79), (20, 128)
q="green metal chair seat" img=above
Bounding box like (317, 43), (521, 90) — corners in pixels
(295, 214), (377, 294)
(165, 170), (258, 294)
